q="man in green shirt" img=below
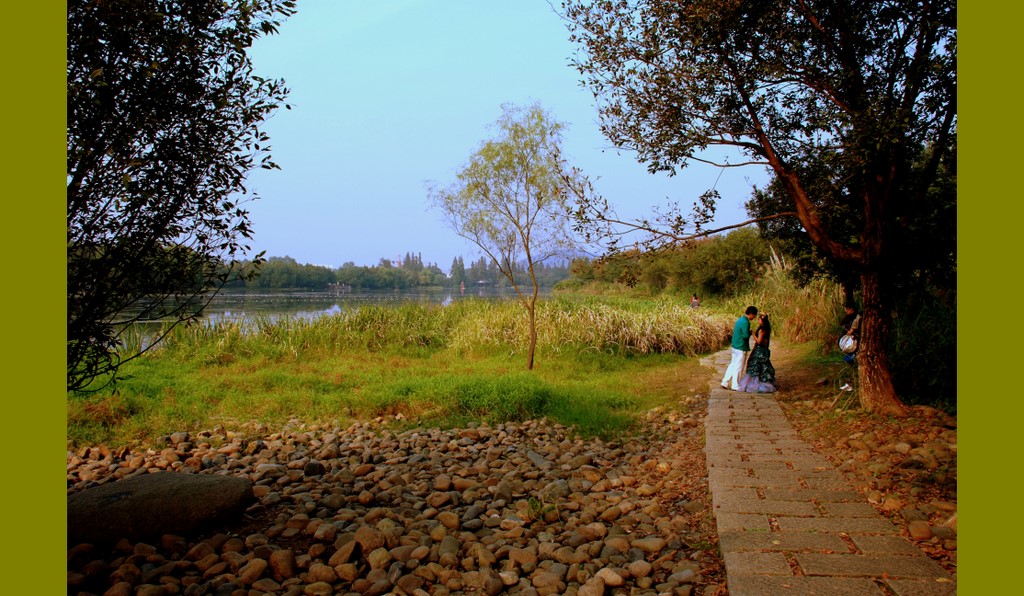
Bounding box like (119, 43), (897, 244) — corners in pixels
(721, 306), (758, 390)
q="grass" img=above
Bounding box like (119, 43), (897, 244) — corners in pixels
(68, 296), (723, 448)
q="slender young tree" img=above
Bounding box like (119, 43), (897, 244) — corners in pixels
(67, 0), (295, 392)
(562, 0), (956, 415)
(428, 103), (578, 370)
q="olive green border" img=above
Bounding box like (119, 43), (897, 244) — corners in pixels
(959, 1), (1005, 589)
(16, 3), (984, 593)
(4, 3), (65, 593)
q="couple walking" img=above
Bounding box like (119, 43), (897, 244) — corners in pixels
(721, 305), (777, 393)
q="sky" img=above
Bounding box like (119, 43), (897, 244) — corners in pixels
(244, 0), (771, 270)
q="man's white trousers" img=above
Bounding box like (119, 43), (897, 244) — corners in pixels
(721, 347), (749, 390)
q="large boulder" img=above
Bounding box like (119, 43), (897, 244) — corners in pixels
(68, 472), (254, 546)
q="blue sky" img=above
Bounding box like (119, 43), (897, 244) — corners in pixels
(244, 0), (770, 270)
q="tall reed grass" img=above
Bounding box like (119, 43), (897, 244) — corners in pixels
(448, 297), (730, 357)
(155, 302), (476, 362)
(150, 297), (732, 362)
(722, 248), (844, 346)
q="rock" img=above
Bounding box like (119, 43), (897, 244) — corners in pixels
(367, 547), (392, 570)
(881, 497), (903, 512)
(437, 511), (460, 530)
(670, 568), (697, 583)
(542, 479), (570, 500)
(313, 522), (337, 542)
(483, 575), (505, 596)
(527, 450), (552, 469)
(251, 578), (281, 592)
(237, 558), (267, 585)
(439, 535), (461, 567)
(303, 461), (325, 477)
(509, 546), (538, 568)
(102, 582), (133, 596)
(494, 480), (513, 502)
(305, 562), (337, 583)
(355, 525), (386, 552)
(944, 512), (958, 533)
(596, 567), (625, 587)
(396, 574), (425, 593)
(335, 563), (359, 581)
(631, 537), (666, 553)
(578, 576), (605, 596)
(68, 472), (253, 545)
(531, 571), (564, 590)
(908, 521), (933, 540)
(303, 582), (334, 596)
(269, 549), (296, 580)
(426, 491), (452, 508)
(628, 560), (653, 577)
(500, 513), (526, 531)
(499, 571), (520, 586)
(321, 493), (346, 510)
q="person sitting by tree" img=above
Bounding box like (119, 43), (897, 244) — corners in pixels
(839, 303), (861, 363)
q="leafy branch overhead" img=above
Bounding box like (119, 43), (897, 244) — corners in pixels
(67, 0), (296, 392)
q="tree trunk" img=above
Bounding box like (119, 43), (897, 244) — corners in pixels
(526, 301), (537, 371)
(841, 278), (856, 307)
(856, 270), (909, 416)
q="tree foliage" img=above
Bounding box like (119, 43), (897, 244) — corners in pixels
(428, 103), (579, 369)
(570, 227), (773, 296)
(67, 0), (296, 392)
(562, 0), (956, 414)
(217, 254), (572, 292)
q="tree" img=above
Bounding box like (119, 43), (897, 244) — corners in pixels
(449, 256), (467, 289)
(67, 0), (296, 392)
(428, 103), (578, 369)
(748, 141), (957, 408)
(562, 0), (956, 415)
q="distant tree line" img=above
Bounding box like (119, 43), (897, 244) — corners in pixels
(223, 252), (573, 291)
(449, 256), (574, 291)
(567, 228), (773, 297)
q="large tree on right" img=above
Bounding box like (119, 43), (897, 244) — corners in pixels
(562, 0), (956, 416)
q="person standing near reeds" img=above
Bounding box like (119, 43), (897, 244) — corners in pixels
(690, 293), (701, 308)
(722, 305), (758, 390)
(737, 313), (777, 393)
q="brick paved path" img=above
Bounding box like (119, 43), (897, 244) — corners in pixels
(700, 350), (956, 595)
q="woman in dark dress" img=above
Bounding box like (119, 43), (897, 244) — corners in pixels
(737, 313), (777, 393)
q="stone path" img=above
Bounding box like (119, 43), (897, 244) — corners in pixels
(700, 350), (957, 596)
